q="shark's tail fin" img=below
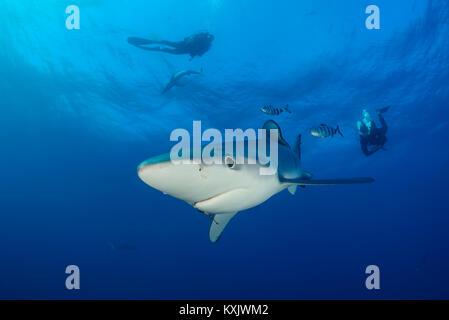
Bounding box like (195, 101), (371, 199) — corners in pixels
(162, 84), (170, 94)
(284, 104), (292, 113)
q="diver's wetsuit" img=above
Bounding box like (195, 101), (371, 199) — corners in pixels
(360, 113), (388, 156)
(127, 32), (214, 60)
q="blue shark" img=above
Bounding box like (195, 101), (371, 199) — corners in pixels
(162, 69), (202, 94)
(137, 120), (374, 242)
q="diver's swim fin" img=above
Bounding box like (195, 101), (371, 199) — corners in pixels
(127, 37), (157, 46)
(209, 212), (238, 242)
(279, 177), (375, 185)
(377, 106), (390, 114)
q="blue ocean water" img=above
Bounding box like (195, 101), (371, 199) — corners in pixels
(1, 0), (448, 299)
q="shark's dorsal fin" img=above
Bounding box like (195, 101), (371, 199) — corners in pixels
(262, 120), (289, 147)
(210, 212), (238, 242)
(293, 134), (301, 162)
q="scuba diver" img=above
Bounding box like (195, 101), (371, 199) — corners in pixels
(357, 106), (390, 156)
(127, 32), (214, 60)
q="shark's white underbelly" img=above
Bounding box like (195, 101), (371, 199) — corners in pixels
(138, 158), (289, 214)
(194, 174), (286, 214)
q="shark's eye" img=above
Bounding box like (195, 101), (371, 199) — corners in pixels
(224, 154), (235, 169)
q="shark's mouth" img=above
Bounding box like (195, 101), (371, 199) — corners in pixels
(193, 191), (232, 208)
(193, 189), (244, 209)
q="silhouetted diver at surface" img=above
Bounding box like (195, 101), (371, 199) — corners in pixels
(357, 106), (390, 156)
(127, 32), (214, 60)
(162, 69), (202, 94)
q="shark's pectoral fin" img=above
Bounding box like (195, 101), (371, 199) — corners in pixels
(280, 177), (374, 185)
(209, 212), (238, 242)
(287, 185), (297, 195)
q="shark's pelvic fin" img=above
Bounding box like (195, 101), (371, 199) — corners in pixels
(279, 177), (375, 185)
(209, 212), (238, 242)
(287, 185), (297, 195)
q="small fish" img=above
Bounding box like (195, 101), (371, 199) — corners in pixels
(310, 124), (344, 138)
(261, 104), (291, 116)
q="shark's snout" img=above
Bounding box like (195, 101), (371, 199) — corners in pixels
(137, 163), (146, 175)
(137, 161), (171, 185)
(137, 155), (252, 206)
(137, 157), (214, 203)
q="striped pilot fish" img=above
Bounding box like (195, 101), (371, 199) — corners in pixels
(261, 104), (291, 116)
(310, 124), (344, 138)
